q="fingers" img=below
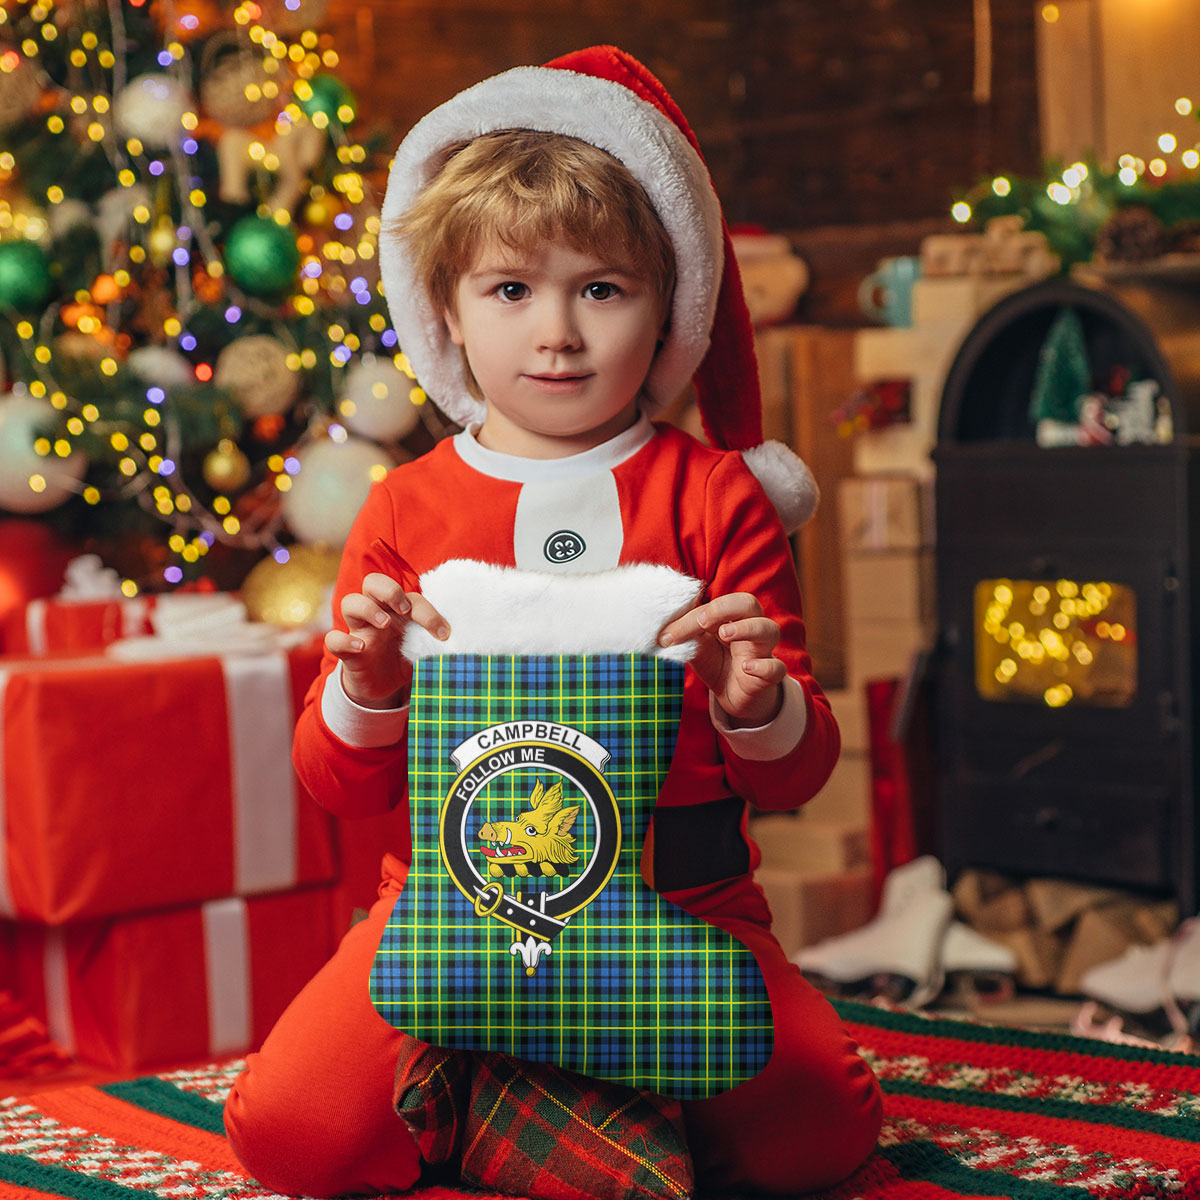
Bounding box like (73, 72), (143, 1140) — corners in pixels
(324, 627), (365, 660)
(408, 594), (450, 641)
(714, 615), (780, 654)
(737, 654), (787, 685)
(339, 574), (450, 641)
(658, 592), (763, 647)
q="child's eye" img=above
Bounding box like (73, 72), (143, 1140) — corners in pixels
(497, 282), (528, 301)
(585, 282), (619, 301)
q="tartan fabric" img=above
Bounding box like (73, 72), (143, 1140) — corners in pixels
(394, 1036), (694, 1200)
(394, 1038), (473, 1166)
(460, 1052), (692, 1200)
(370, 653), (773, 1099)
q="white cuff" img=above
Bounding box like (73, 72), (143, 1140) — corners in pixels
(320, 661), (409, 748)
(710, 675), (808, 761)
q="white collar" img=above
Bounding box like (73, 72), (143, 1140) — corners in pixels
(451, 411), (654, 483)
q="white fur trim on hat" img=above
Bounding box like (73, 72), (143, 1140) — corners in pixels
(379, 65), (725, 430)
(742, 441), (820, 533)
(401, 560), (702, 661)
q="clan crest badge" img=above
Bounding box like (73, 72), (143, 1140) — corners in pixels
(439, 721), (621, 974)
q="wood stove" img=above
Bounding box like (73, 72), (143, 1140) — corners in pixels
(933, 276), (1200, 913)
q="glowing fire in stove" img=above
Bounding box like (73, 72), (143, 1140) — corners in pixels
(975, 578), (1137, 707)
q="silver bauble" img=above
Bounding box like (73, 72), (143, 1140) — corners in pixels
(113, 74), (192, 148)
(338, 354), (421, 443)
(0, 389), (87, 514)
(281, 435), (392, 546)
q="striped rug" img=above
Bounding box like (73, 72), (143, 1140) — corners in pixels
(2, 999), (1200, 1199)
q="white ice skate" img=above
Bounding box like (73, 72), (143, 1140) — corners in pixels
(793, 856), (954, 1007)
(941, 920), (1018, 1004)
(1077, 917), (1200, 1048)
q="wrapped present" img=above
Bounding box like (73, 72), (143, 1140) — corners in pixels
(0, 641), (337, 923)
(5, 596), (155, 654)
(12, 887), (338, 1070)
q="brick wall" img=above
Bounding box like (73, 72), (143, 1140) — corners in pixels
(328, 0), (1041, 236)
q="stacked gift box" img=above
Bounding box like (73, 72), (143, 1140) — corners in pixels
(0, 595), (407, 1072)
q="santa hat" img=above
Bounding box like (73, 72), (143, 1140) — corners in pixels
(379, 45), (818, 530)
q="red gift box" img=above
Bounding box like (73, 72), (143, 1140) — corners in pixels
(12, 887), (338, 1071)
(4, 597), (156, 655)
(0, 642), (337, 923)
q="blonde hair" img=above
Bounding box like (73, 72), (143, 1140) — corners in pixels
(392, 129), (676, 326)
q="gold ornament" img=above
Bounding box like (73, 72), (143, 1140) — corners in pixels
(148, 217), (178, 267)
(241, 543), (340, 628)
(202, 438), (252, 491)
(303, 196), (332, 228)
(214, 334), (302, 418)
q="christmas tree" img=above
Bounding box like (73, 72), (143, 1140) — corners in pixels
(0, 0), (439, 595)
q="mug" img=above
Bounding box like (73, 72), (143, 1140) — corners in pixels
(858, 254), (922, 326)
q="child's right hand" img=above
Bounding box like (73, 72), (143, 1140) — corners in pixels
(324, 573), (450, 709)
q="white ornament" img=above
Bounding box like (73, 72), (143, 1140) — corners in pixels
(338, 354), (421, 442)
(214, 334), (301, 418)
(113, 74), (192, 148)
(48, 199), (94, 240)
(200, 49), (277, 127)
(281, 434), (393, 545)
(127, 346), (196, 388)
(0, 389), (86, 514)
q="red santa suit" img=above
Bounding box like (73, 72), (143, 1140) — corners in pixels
(224, 44), (881, 1199)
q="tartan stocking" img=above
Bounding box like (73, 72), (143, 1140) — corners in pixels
(371, 654), (772, 1100)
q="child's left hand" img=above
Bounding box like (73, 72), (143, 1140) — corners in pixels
(658, 593), (786, 727)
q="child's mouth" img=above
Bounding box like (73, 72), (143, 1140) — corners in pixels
(526, 373), (592, 393)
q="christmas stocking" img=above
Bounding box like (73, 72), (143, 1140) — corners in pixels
(370, 561), (773, 1100)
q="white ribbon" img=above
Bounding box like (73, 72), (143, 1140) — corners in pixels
(221, 653), (298, 895)
(38, 899), (253, 1061)
(121, 596), (152, 638)
(42, 928), (75, 1055)
(23, 601), (48, 655)
(202, 896), (252, 1056)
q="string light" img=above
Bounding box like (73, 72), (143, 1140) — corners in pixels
(976, 579), (1134, 708)
(0, 1), (408, 587)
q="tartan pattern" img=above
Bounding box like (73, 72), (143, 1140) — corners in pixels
(370, 653), (773, 1099)
(393, 1037), (693, 1200)
(460, 1051), (693, 1200)
(394, 1040), (473, 1167)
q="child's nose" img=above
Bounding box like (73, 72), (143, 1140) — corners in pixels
(536, 298), (581, 352)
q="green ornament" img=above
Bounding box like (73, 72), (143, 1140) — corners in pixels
(1029, 307), (1091, 425)
(224, 215), (301, 296)
(0, 241), (53, 310)
(296, 74), (356, 127)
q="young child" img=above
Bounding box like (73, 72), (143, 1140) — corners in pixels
(224, 46), (882, 1198)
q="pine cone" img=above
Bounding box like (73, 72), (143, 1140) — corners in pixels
(1095, 206), (1167, 263)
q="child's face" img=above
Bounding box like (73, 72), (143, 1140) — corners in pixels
(443, 238), (663, 457)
